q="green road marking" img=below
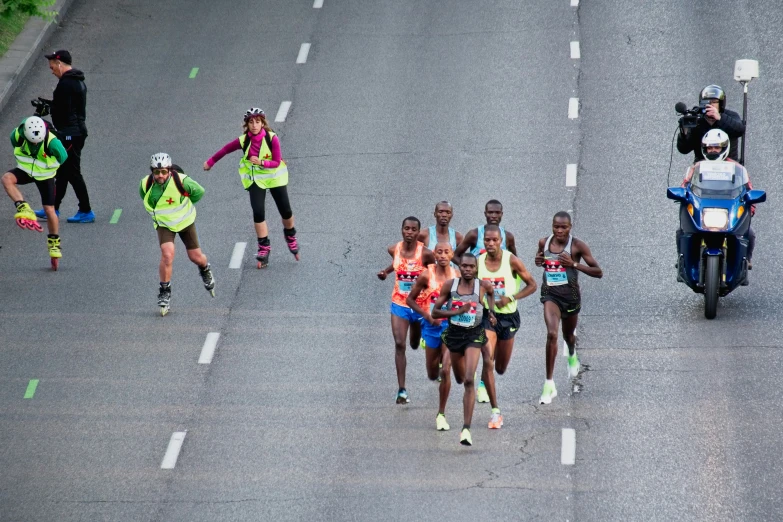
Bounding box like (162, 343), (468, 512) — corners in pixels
(24, 379), (39, 399)
(109, 209), (122, 224)
(189, 67), (199, 79)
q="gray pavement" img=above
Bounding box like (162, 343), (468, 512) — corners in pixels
(0, 0), (782, 521)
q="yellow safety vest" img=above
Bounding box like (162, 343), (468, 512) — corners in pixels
(14, 131), (60, 180)
(140, 174), (196, 232)
(237, 131), (288, 189)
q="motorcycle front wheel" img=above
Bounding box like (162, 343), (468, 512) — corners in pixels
(704, 255), (720, 319)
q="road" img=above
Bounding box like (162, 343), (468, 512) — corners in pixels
(1, 1), (782, 520)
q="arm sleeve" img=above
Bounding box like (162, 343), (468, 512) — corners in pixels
(261, 133), (282, 169)
(139, 182), (147, 200)
(207, 139), (242, 168)
(717, 111), (746, 137)
(183, 177), (205, 204)
(49, 137), (68, 164)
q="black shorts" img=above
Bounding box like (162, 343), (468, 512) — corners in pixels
(541, 294), (581, 318)
(441, 324), (487, 354)
(483, 310), (520, 340)
(8, 168), (56, 206)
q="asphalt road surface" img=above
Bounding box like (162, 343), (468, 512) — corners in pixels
(1, 1), (782, 520)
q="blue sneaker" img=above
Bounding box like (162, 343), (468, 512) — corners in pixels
(66, 210), (95, 223)
(34, 209), (58, 220)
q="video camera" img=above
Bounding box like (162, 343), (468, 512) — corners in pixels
(675, 101), (710, 130)
(30, 97), (52, 117)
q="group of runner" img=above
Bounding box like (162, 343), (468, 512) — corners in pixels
(379, 200), (603, 446)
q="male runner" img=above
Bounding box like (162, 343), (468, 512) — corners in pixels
(406, 241), (459, 431)
(454, 199), (518, 402)
(454, 199), (517, 257)
(535, 212), (602, 404)
(477, 225), (537, 428)
(378, 216), (435, 404)
(431, 253), (496, 446)
(418, 201), (463, 250)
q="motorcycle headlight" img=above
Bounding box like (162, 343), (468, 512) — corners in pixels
(702, 208), (729, 231)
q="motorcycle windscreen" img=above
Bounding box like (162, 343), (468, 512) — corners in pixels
(691, 161), (747, 200)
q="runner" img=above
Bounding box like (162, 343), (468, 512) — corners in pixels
(454, 199), (517, 257)
(477, 225), (537, 428)
(454, 199), (518, 403)
(418, 201), (463, 250)
(534, 211), (602, 404)
(203, 107), (299, 269)
(431, 253), (496, 446)
(377, 216), (435, 404)
(1, 116), (67, 270)
(406, 241), (460, 431)
(141, 153), (215, 316)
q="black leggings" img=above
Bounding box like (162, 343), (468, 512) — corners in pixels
(248, 184), (293, 223)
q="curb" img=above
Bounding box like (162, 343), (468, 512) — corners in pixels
(0, 0), (76, 116)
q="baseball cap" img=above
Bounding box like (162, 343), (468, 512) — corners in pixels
(44, 50), (72, 64)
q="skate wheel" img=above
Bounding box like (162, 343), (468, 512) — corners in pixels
(160, 307), (169, 317)
(293, 253), (301, 261)
(257, 261), (267, 269)
(209, 289), (215, 297)
(50, 257), (59, 271)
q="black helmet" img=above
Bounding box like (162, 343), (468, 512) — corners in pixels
(699, 85), (726, 113)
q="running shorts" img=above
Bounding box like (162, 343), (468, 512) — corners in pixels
(390, 302), (422, 323)
(441, 324), (487, 354)
(541, 294), (581, 318)
(9, 168), (56, 206)
(157, 223), (200, 250)
(483, 310), (520, 340)
(421, 319), (448, 349)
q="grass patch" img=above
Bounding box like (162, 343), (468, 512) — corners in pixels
(0, 11), (31, 57)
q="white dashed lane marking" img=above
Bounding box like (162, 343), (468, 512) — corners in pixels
(275, 101), (292, 122)
(568, 98), (579, 119)
(296, 43), (311, 64)
(561, 428), (576, 465)
(161, 431), (187, 469)
(229, 242), (247, 269)
(566, 164), (577, 187)
(198, 332), (220, 364)
(570, 0), (579, 6)
(570, 41), (580, 59)
(313, 0), (324, 8)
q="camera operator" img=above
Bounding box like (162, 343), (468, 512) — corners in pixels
(34, 50), (94, 223)
(677, 85), (745, 163)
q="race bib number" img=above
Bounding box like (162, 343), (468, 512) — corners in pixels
(544, 259), (568, 286)
(450, 300), (477, 327)
(396, 271), (420, 295)
(483, 277), (506, 297)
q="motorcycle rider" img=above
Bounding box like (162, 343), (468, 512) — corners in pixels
(677, 85), (745, 163)
(678, 129), (756, 268)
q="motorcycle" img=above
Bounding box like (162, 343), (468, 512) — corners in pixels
(667, 160), (766, 319)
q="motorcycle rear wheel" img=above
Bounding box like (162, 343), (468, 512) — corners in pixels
(704, 255), (720, 319)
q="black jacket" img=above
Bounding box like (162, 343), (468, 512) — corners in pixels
(51, 68), (87, 137)
(676, 108), (744, 162)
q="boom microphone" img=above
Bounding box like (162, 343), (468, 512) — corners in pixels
(675, 101), (688, 114)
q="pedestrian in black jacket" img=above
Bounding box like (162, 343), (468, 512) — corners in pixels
(34, 49), (94, 223)
(677, 84), (745, 163)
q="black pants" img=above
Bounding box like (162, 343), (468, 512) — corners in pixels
(54, 135), (91, 212)
(247, 183), (293, 223)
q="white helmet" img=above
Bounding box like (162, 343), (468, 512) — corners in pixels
(701, 129), (730, 161)
(150, 153), (172, 169)
(244, 107), (265, 121)
(23, 116), (46, 144)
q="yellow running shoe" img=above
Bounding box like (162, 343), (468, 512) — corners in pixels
(436, 413), (450, 431)
(476, 381), (490, 403)
(459, 428), (472, 446)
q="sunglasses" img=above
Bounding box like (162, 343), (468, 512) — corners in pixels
(152, 168), (169, 175)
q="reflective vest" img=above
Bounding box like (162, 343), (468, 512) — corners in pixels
(140, 174), (196, 232)
(237, 131), (289, 189)
(14, 131), (60, 180)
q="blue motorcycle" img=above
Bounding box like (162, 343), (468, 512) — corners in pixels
(667, 160), (766, 319)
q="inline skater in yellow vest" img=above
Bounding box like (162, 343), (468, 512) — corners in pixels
(141, 153), (215, 316)
(1, 116), (67, 269)
(204, 107), (298, 269)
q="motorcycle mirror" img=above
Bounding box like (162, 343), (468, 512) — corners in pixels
(667, 187), (687, 202)
(734, 59), (759, 83)
(743, 189), (766, 205)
